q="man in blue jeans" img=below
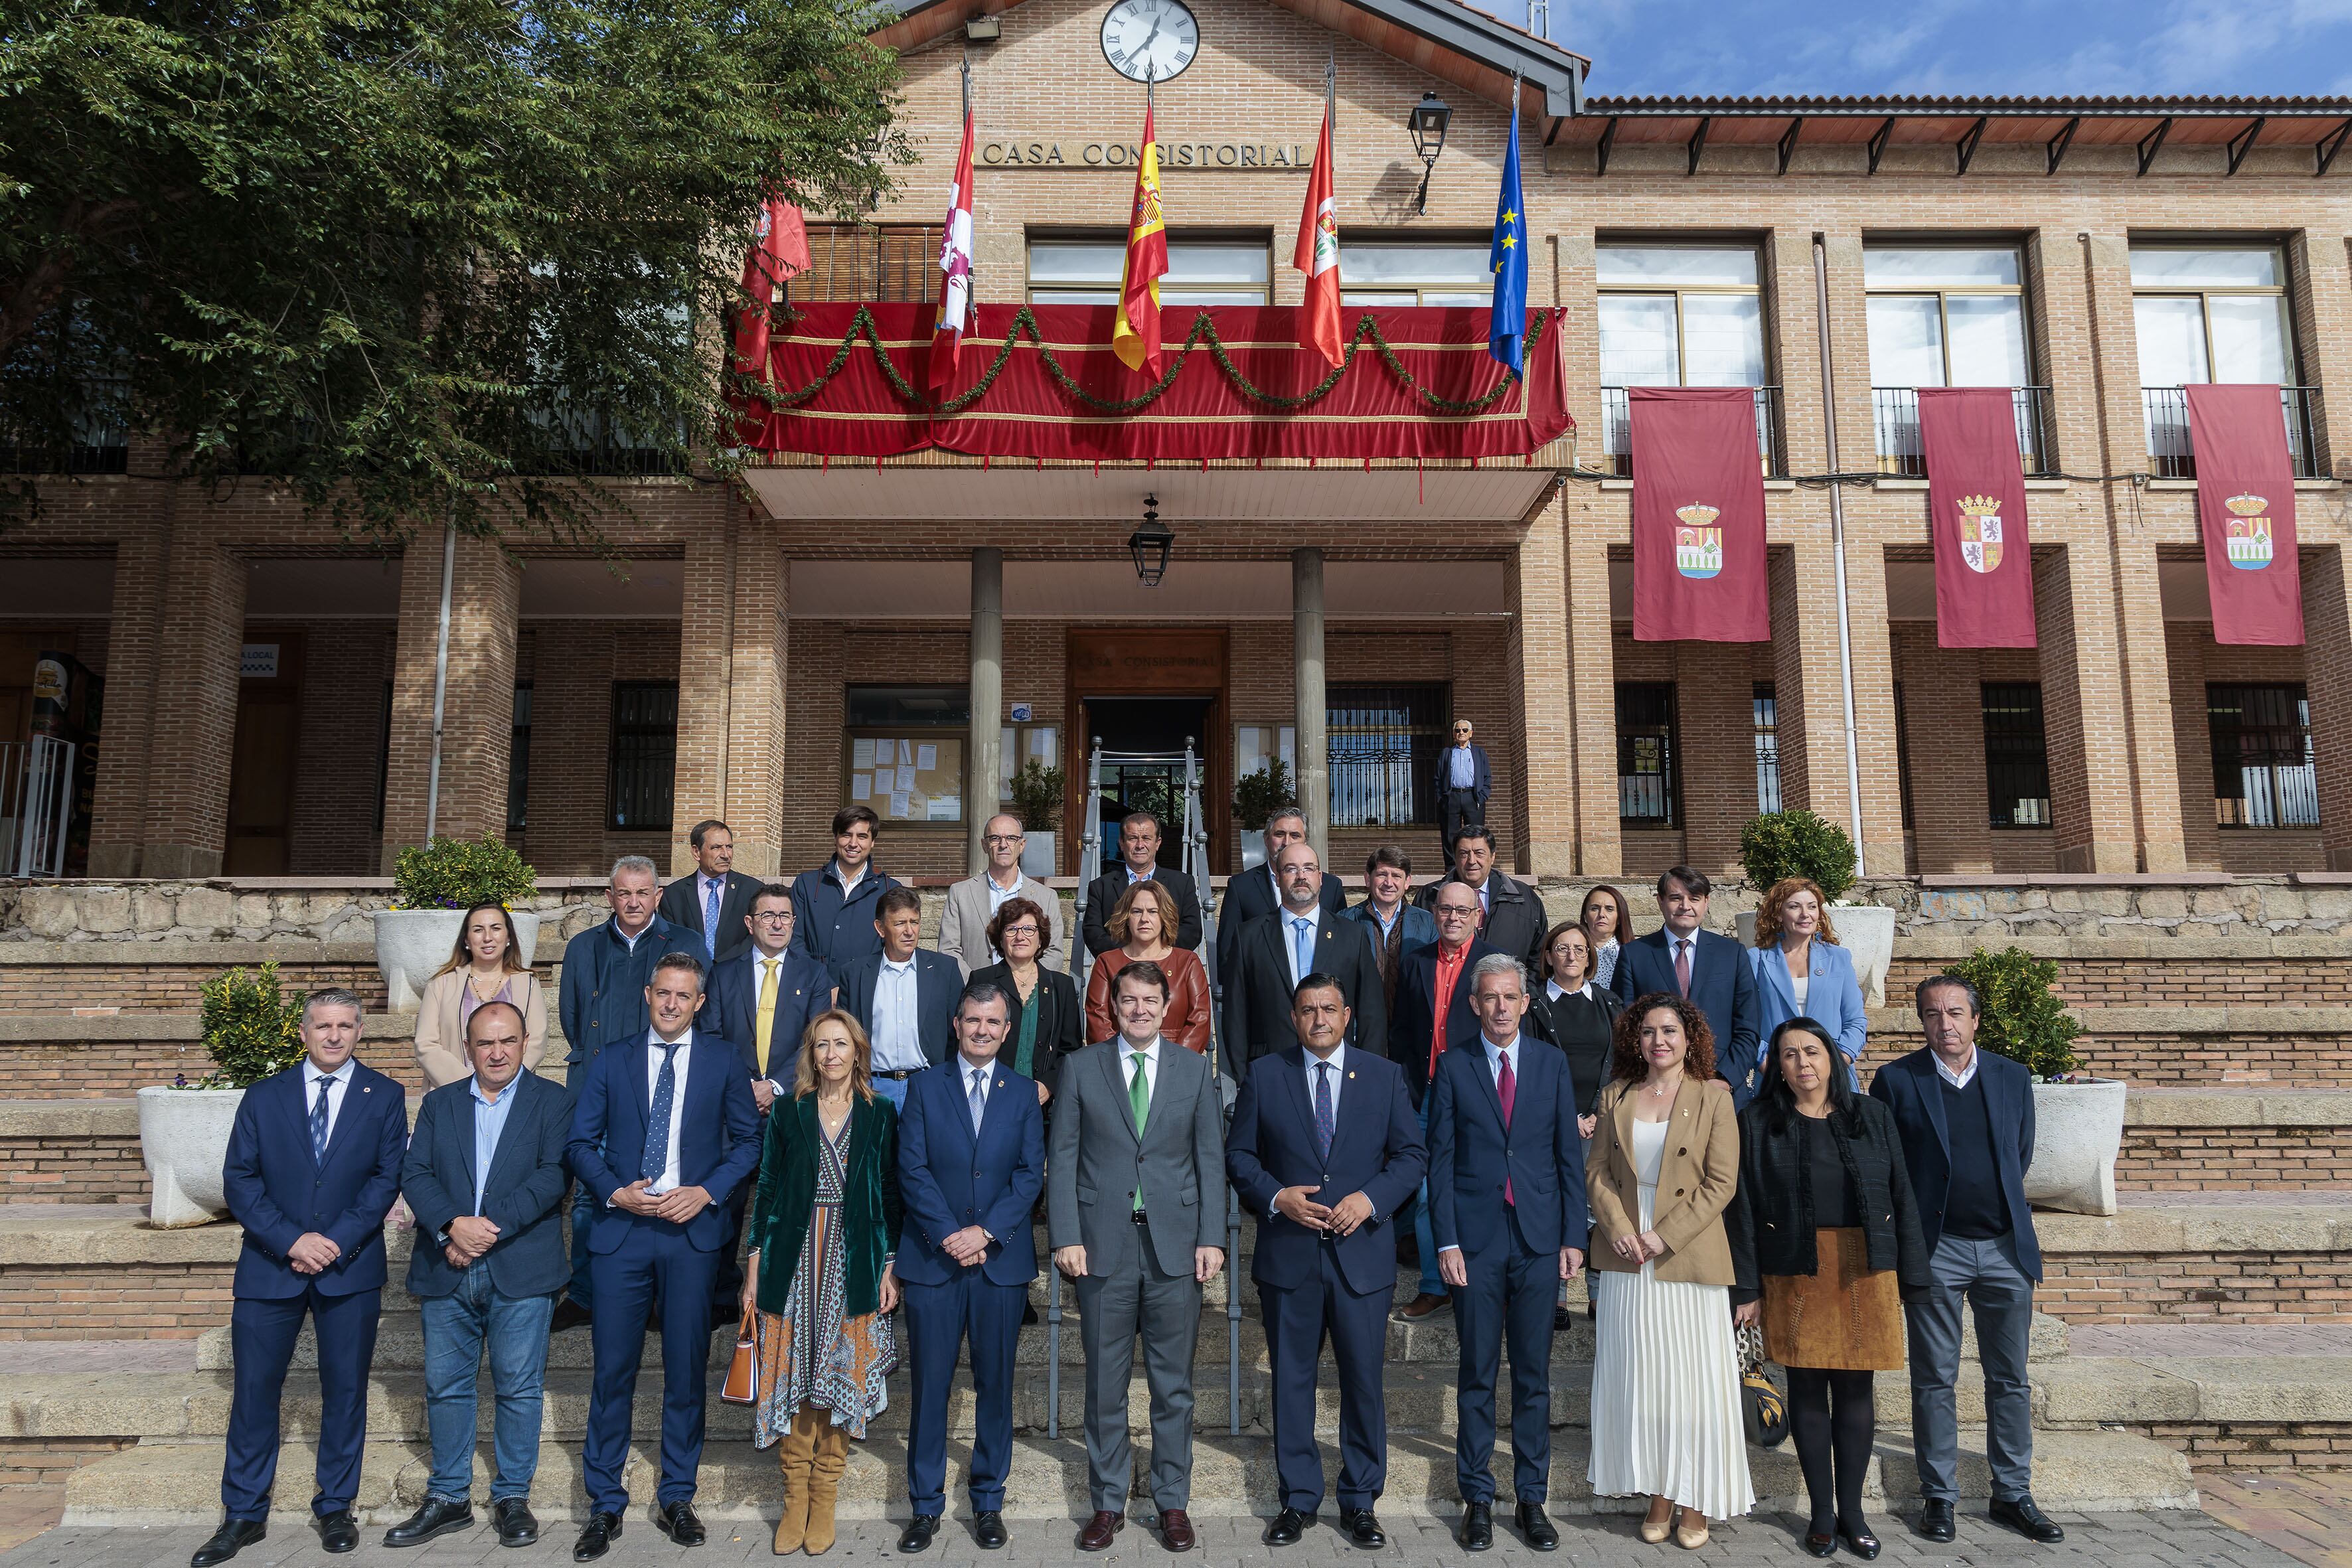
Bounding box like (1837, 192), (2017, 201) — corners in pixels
(386, 1002), (574, 1548)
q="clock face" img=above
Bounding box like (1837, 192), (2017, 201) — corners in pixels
(1100, 0), (1198, 84)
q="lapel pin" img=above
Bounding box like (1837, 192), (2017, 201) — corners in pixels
(1348, 1071), (1356, 1079)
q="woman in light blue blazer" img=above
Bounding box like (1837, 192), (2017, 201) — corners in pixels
(1749, 878), (1867, 1088)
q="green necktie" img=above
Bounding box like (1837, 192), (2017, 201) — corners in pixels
(1129, 1050), (1150, 1213)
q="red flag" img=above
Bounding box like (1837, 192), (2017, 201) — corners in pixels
(1292, 106), (1342, 368)
(927, 113), (977, 396)
(1629, 388), (1770, 643)
(734, 196), (810, 380)
(2187, 385), (2304, 645)
(1112, 106), (1168, 375)
(1919, 388), (2037, 648)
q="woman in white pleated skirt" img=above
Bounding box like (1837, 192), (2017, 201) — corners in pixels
(1587, 992), (1754, 1548)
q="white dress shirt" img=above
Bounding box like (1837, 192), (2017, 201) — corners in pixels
(959, 1054), (995, 1115)
(1934, 1048), (1980, 1091)
(1117, 1034), (1161, 1105)
(870, 956), (927, 1073)
(1547, 979), (1596, 1005)
(834, 860), (868, 896)
(300, 1058), (356, 1146)
(1480, 1031), (1524, 1087)
(642, 1027), (695, 1194)
(1302, 1042), (1346, 1123)
(613, 917), (652, 953)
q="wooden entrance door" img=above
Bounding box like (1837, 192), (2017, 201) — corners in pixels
(224, 633), (303, 874)
(1065, 628), (1229, 867)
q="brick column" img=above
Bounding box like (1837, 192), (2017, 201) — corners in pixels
(672, 505), (736, 875)
(2034, 546), (2138, 872)
(720, 529), (789, 878)
(1563, 506), (1621, 876)
(2305, 542), (2352, 870)
(1509, 503), (1575, 878)
(379, 528), (522, 868)
(2288, 232), (2351, 481)
(138, 515), (246, 877)
(86, 517), (169, 876)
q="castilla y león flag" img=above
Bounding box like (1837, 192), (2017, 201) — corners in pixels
(1111, 106), (1169, 376)
(1919, 387), (2037, 648)
(2187, 384), (2304, 646)
(1630, 387), (1770, 643)
(927, 110), (978, 396)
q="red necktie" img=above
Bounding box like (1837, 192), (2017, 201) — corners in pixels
(1674, 938), (1693, 998)
(1498, 1050), (1517, 1206)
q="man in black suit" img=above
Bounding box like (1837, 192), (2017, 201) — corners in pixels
(1215, 807), (1344, 986)
(1081, 811), (1204, 956)
(657, 819), (761, 967)
(1413, 826), (1546, 970)
(1610, 866), (1762, 1105)
(839, 886), (962, 1109)
(1433, 718), (1492, 873)
(1225, 842), (1385, 1083)
(1387, 881), (1501, 1318)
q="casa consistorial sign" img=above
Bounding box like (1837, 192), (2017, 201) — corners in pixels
(979, 138), (1312, 172)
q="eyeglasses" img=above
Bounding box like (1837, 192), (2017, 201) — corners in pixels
(1002, 925), (1040, 939)
(984, 834), (1023, 846)
(1452, 725), (1472, 734)
(1436, 905), (1478, 920)
(753, 910), (793, 923)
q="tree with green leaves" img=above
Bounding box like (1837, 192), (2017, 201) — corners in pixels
(1, 0), (906, 540)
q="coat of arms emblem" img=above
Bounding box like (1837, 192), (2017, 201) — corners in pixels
(2223, 493), (2274, 570)
(1674, 505), (1723, 580)
(1956, 494), (2004, 574)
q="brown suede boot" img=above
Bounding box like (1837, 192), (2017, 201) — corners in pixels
(771, 1404), (816, 1554)
(803, 1410), (850, 1555)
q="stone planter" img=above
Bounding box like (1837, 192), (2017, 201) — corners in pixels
(373, 907), (542, 1011)
(2025, 1077), (2128, 1217)
(1735, 903), (1898, 1008)
(1240, 833), (1268, 872)
(1020, 830), (1058, 880)
(137, 1085), (244, 1227)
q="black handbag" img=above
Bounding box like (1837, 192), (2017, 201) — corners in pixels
(1736, 1322), (1788, 1448)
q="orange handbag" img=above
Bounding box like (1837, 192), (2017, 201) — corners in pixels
(720, 1307), (757, 1405)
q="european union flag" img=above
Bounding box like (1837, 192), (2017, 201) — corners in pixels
(1488, 104), (1528, 380)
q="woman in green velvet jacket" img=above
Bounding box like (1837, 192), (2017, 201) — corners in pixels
(741, 1009), (903, 1556)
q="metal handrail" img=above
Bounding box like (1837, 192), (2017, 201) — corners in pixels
(0, 737), (75, 878)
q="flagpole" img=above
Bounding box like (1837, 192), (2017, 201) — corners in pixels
(1324, 50), (1334, 118)
(961, 50), (970, 119)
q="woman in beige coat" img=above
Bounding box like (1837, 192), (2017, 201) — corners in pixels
(1585, 992), (1753, 1549)
(414, 902), (548, 1087)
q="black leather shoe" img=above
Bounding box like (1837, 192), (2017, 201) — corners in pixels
(495, 1498), (539, 1548)
(1553, 1306), (1573, 1332)
(1342, 1508), (1385, 1549)
(1265, 1508), (1312, 1546)
(899, 1514), (940, 1553)
(191, 1518), (266, 1567)
(1459, 1502), (1492, 1551)
(384, 1498), (475, 1547)
(1990, 1496), (2065, 1543)
(573, 1512), (622, 1561)
(1915, 1500), (1955, 1543)
(1516, 1502), (1558, 1551)
(1839, 1522), (1883, 1559)
(655, 1500), (706, 1546)
(551, 1297), (592, 1332)
(1804, 1532), (1838, 1557)
(974, 1510), (1008, 1549)
(317, 1511), (360, 1553)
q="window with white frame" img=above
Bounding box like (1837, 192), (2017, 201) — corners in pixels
(1864, 245), (2043, 475)
(1027, 237), (1271, 305)
(1339, 242), (1492, 307)
(1595, 244), (1772, 475)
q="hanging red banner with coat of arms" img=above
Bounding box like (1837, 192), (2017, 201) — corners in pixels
(2187, 385), (2304, 646)
(1918, 387), (2037, 649)
(1628, 387), (1770, 642)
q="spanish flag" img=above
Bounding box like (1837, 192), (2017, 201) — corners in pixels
(1112, 105), (1168, 375)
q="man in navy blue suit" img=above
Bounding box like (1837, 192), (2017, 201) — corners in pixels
(1225, 974), (1425, 1551)
(193, 989), (408, 1568)
(565, 953), (761, 1561)
(894, 980), (1046, 1555)
(1427, 955), (1589, 1552)
(839, 886), (962, 1108)
(1611, 867), (1762, 1105)
(1387, 884), (1499, 1319)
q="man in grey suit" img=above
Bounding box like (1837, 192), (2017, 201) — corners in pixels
(1049, 961), (1226, 1555)
(385, 1002), (573, 1550)
(940, 813), (1067, 975)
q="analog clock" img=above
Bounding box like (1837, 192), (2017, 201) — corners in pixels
(1100, 0), (1198, 84)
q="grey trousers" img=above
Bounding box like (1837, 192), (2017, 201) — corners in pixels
(1903, 1231), (2035, 1504)
(1076, 1239), (1204, 1514)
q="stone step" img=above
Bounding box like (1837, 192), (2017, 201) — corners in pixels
(58, 1424), (2195, 1528)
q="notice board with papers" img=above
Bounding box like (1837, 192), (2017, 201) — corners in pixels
(846, 734), (966, 824)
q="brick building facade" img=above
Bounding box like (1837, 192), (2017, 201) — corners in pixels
(7, 0), (2351, 888)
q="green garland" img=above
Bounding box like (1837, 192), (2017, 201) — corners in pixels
(769, 305), (1551, 420)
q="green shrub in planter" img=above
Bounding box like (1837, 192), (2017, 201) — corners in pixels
(392, 832), (537, 911)
(193, 963), (309, 1089)
(1738, 809), (1857, 902)
(1942, 945), (2083, 1080)
(1009, 759), (1065, 834)
(1233, 761), (1298, 833)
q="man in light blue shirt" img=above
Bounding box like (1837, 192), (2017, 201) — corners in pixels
(1435, 719), (1492, 873)
(842, 888), (961, 1108)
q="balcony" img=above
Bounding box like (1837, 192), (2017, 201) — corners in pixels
(1600, 386), (1786, 480)
(1872, 386), (2057, 479)
(2143, 386), (2321, 481)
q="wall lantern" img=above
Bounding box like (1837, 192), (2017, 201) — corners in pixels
(1409, 91), (1451, 214)
(1128, 495), (1174, 587)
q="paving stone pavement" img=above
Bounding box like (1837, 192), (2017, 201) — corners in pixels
(2201, 1473), (2352, 1568)
(0, 1507), (2314, 1568)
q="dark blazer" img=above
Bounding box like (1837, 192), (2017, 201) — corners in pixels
(1612, 927), (1763, 1106)
(1223, 907), (1388, 1081)
(1387, 938), (1501, 1108)
(789, 861), (902, 986)
(704, 946), (836, 1088)
(1426, 1034), (1590, 1257)
(747, 1093), (902, 1320)
(1432, 742), (1492, 805)
(1339, 898), (1439, 965)
(402, 1069), (574, 1299)
(566, 1029), (763, 1254)
(1869, 1046), (2043, 1280)
(1414, 870), (1548, 969)
(1082, 864), (1204, 957)
(969, 961), (1081, 1100)
(222, 1061), (409, 1298)
(839, 949), (962, 1069)
(1727, 1094), (1930, 1304)
(1225, 1046), (1425, 1297)
(894, 1056), (1046, 1289)
(659, 870), (763, 967)
(558, 913), (684, 1065)
(1527, 982), (1622, 1119)
(1215, 861), (1345, 987)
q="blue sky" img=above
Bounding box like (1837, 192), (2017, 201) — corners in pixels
(1488, 0), (2352, 97)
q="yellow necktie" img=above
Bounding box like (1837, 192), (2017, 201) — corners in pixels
(755, 959), (780, 1073)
